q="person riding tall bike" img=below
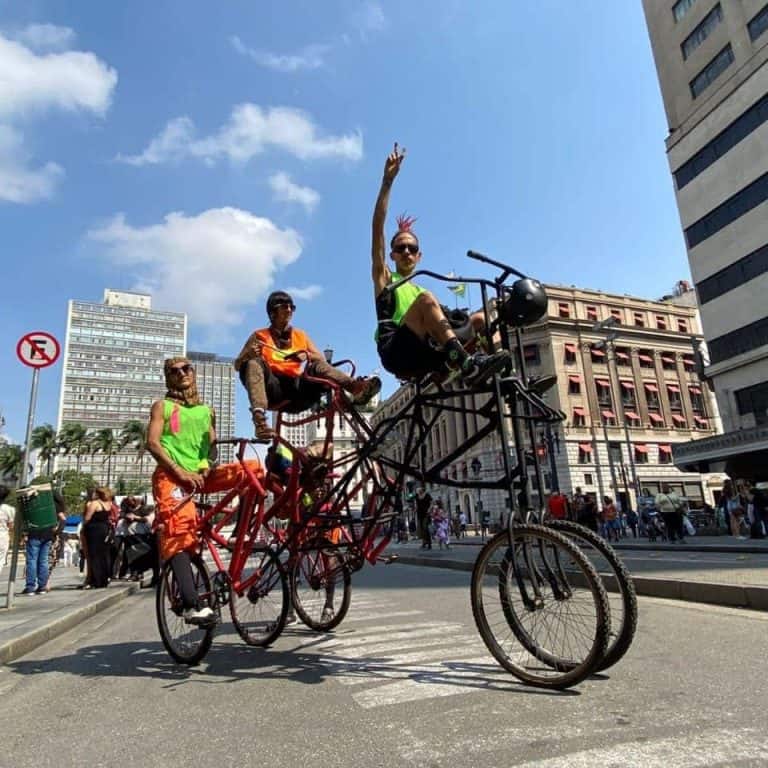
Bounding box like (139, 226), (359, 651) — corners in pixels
(371, 142), (510, 382)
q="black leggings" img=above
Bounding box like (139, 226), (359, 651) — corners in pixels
(169, 551), (200, 609)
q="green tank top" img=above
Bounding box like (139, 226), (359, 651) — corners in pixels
(374, 272), (425, 340)
(160, 400), (212, 472)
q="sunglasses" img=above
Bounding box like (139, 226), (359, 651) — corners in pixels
(273, 302), (296, 311)
(169, 364), (194, 375)
(393, 243), (419, 255)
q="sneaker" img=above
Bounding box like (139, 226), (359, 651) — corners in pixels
(183, 606), (215, 625)
(461, 351), (511, 385)
(35, 587), (48, 595)
(349, 376), (382, 406)
(20, 588), (37, 596)
(250, 408), (275, 441)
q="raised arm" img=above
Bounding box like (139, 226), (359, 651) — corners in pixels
(372, 143), (406, 294)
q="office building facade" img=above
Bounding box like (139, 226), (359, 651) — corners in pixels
(56, 290), (186, 489)
(643, 0), (768, 476)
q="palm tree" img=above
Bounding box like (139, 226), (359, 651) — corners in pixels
(59, 422), (89, 473)
(0, 444), (24, 482)
(119, 419), (148, 483)
(31, 423), (58, 476)
(91, 428), (118, 488)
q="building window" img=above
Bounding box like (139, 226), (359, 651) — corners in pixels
(667, 383), (683, 410)
(634, 444), (649, 464)
(748, 4), (768, 42)
(578, 443), (592, 464)
(709, 314), (768, 365)
(523, 344), (540, 365)
(591, 345), (607, 364)
(689, 44), (734, 100)
(683, 354), (696, 370)
(614, 346), (630, 366)
(677, 318), (688, 333)
(681, 4), (723, 60)
(689, 385), (705, 412)
(564, 343), (577, 364)
(568, 375), (582, 395)
(685, 167), (768, 250)
(638, 350), (655, 368)
(655, 315), (667, 330)
(596, 379), (612, 407)
(659, 444), (673, 464)
(644, 381), (660, 408)
(558, 302), (571, 318)
(584, 472), (594, 485)
(620, 380), (637, 408)
(649, 412), (665, 428)
(602, 409), (617, 427)
(610, 307), (623, 324)
(696, 240), (768, 305)
(633, 311), (646, 328)
(672, 414), (688, 428)
(572, 407), (586, 427)
(735, 380), (768, 426)
(673, 0), (698, 23)
(586, 305), (598, 322)
(624, 409), (641, 427)
(661, 353), (677, 370)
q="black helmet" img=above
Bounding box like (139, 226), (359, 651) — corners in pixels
(498, 278), (548, 328)
(266, 291), (295, 317)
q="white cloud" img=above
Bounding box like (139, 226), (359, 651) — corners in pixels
(118, 103), (363, 166)
(0, 29), (117, 204)
(230, 35), (328, 72)
(350, 2), (387, 37)
(86, 207), (304, 330)
(285, 285), (323, 300)
(0, 125), (63, 203)
(269, 171), (320, 212)
(13, 23), (76, 51)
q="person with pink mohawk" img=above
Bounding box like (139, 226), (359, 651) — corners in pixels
(371, 143), (509, 382)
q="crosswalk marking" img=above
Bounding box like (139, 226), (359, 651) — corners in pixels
(339, 610), (423, 623)
(316, 623), (465, 651)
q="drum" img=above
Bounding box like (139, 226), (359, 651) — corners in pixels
(17, 484), (57, 531)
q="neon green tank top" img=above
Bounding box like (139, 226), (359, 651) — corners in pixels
(160, 400), (212, 472)
(375, 272), (425, 340)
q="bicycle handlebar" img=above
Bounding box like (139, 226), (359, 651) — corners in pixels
(466, 250), (528, 281)
(212, 437), (265, 447)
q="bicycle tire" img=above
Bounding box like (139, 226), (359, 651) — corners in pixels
(156, 555), (215, 666)
(230, 547), (288, 646)
(547, 519), (638, 672)
(290, 548), (351, 632)
(471, 525), (610, 689)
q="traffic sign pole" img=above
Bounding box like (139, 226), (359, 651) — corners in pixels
(5, 368), (40, 609)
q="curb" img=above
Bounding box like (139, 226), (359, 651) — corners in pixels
(0, 582), (143, 665)
(394, 555), (768, 611)
(443, 540), (768, 555)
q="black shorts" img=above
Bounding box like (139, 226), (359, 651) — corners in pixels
(238, 361), (328, 413)
(377, 323), (445, 379)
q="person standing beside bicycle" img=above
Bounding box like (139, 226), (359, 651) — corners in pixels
(234, 291), (381, 440)
(147, 357), (261, 625)
(371, 143), (509, 383)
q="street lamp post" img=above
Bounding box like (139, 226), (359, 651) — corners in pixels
(471, 456), (482, 526)
(541, 424), (561, 493)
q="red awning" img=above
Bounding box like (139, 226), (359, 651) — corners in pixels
(638, 354), (653, 363)
(578, 443), (592, 452)
(683, 355), (694, 365)
(672, 414), (686, 425)
(689, 385), (702, 394)
(624, 411), (640, 419)
(596, 378), (610, 387)
(659, 444), (672, 454)
(634, 444), (649, 453)
(667, 383), (681, 392)
(591, 348), (606, 357)
(620, 380), (635, 389)
(649, 412), (664, 423)
(644, 382), (659, 392)
(615, 350), (629, 361)
(568, 375), (581, 383)
(694, 416), (708, 426)
(565, 343), (577, 353)
(602, 410), (616, 419)
(573, 406), (585, 415)
(661, 355), (675, 365)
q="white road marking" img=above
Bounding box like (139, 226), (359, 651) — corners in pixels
(339, 609), (423, 623)
(317, 633), (479, 662)
(317, 623), (465, 651)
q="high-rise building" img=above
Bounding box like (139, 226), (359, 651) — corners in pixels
(56, 289), (186, 488)
(187, 351), (236, 465)
(642, 0), (768, 477)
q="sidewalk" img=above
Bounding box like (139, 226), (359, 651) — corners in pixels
(390, 535), (768, 611)
(0, 563), (146, 665)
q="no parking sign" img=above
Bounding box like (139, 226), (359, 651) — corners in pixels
(16, 331), (60, 369)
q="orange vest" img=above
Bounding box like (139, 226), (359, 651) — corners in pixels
(255, 327), (311, 377)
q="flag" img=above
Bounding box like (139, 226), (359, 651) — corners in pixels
(447, 283), (466, 297)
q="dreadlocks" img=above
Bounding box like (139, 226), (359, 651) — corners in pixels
(163, 357), (202, 406)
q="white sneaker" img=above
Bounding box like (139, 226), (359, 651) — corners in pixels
(183, 606), (215, 624)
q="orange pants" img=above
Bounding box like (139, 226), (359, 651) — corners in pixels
(152, 461), (263, 562)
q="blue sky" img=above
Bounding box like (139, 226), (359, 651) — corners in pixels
(0, 0), (689, 443)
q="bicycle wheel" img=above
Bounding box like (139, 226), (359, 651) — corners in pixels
(230, 547), (288, 646)
(547, 519), (638, 672)
(290, 547), (351, 632)
(471, 525), (609, 689)
(156, 555), (215, 665)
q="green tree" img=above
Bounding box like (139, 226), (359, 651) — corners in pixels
(31, 423), (59, 476)
(119, 419), (149, 486)
(0, 443), (24, 483)
(91, 428), (118, 488)
(59, 422), (89, 473)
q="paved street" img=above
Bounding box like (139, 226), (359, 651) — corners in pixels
(1, 562), (766, 767)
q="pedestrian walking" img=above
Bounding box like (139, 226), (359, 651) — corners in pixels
(601, 497), (620, 543)
(458, 511), (467, 538)
(415, 487), (432, 549)
(655, 484), (685, 543)
(481, 510), (490, 541)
